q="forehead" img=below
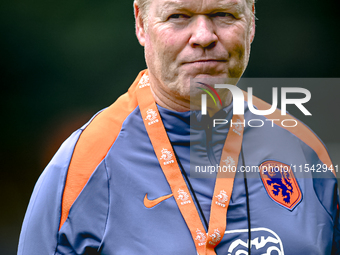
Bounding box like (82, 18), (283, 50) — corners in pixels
(152, 0), (247, 13)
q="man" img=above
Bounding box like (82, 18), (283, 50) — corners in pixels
(18, 0), (339, 254)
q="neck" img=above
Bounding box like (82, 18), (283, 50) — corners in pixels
(147, 72), (191, 112)
(150, 85), (233, 117)
(147, 71), (234, 116)
(150, 84), (191, 113)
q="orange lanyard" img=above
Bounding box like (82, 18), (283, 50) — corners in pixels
(136, 73), (244, 255)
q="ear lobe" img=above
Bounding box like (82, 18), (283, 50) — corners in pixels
(134, 1), (146, 46)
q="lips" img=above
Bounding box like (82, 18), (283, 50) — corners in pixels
(181, 59), (227, 71)
(183, 59), (227, 65)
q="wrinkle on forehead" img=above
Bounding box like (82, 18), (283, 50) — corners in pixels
(158, 0), (247, 14)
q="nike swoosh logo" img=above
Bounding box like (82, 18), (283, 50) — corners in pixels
(144, 193), (173, 208)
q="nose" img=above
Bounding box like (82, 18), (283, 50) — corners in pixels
(189, 15), (218, 49)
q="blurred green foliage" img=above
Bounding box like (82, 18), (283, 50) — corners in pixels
(0, 0), (339, 253)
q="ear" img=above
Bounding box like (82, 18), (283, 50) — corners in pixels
(134, 1), (146, 46)
(250, 4), (256, 43)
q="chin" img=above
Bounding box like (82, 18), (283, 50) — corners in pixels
(176, 83), (192, 100)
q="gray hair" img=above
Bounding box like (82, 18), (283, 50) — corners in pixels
(135, 0), (152, 27)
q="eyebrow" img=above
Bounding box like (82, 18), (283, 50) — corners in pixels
(214, 1), (245, 13)
(161, 1), (186, 11)
(161, 0), (245, 14)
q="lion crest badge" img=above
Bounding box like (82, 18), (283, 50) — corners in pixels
(259, 160), (302, 210)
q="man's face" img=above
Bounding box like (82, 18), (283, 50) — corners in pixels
(136, 0), (255, 99)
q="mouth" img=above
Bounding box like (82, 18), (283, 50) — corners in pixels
(181, 59), (228, 72)
(183, 59), (227, 65)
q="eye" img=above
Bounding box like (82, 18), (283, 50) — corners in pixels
(211, 12), (235, 18)
(169, 14), (190, 19)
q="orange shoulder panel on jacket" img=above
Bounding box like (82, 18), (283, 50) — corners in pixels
(243, 91), (334, 175)
(59, 70), (147, 230)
